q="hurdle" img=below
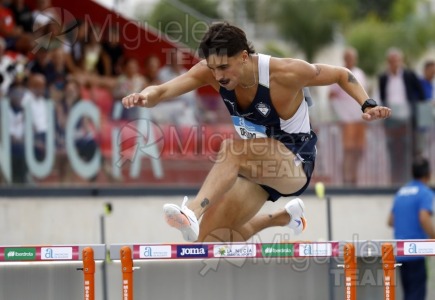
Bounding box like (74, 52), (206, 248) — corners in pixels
(110, 240), (435, 300)
(0, 244), (106, 300)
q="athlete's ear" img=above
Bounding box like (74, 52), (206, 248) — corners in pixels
(241, 51), (248, 63)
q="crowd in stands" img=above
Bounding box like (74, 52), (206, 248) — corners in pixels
(0, 0), (208, 184)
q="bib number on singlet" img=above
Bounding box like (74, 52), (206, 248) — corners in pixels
(231, 116), (267, 139)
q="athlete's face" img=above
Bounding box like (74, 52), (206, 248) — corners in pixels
(206, 52), (246, 90)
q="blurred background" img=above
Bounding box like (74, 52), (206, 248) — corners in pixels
(0, 0), (435, 299)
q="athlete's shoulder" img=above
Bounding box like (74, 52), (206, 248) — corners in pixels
(270, 57), (315, 71)
(269, 57), (315, 86)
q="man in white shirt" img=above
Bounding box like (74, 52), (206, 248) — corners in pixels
(329, 47), (367, 186)
(22, 73), (48, 160)
(378, 48), (425, 185)
(8, 85), (27, 183)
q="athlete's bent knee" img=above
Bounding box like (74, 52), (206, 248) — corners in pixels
(217, 138), (243, 163)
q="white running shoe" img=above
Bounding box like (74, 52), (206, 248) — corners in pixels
(163, 196), (199, 242)
(285, 198), (307, 235)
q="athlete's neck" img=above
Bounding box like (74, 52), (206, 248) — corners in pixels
(239, 55), (257, 89)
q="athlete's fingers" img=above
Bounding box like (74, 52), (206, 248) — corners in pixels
(376, 106), (391, 118)
(137, 93), (148, 106)
(121, 95), (130, 108)
(122, 93), (143, 108)
(126, 94), (135, 108)
(133, 93), (140, 104)
(362, 106), (391, 121)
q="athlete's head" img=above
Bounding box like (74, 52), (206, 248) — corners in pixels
(412, 156), (430, 181)
(199, 22), (255, 59)
(199, 22), (256, 90)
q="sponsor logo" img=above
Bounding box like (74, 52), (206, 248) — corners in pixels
(262, 244), (294, 257)
(239, 128), (257, 139)
(384, 276), (391, 300)
(139, 245), (172, 259)
(299, 243), (333, 257)
(41, 247), (73, 260)
(123, 280), (129, 300)
(214, 244), (256, 258)
(177, 245), (208, 258)
(4, 248), (36, 261)
(231, 116), (267, 140)
(404, 242), (435, 255)
(84, 281), (90, 300)
(346, 277), (352, 300)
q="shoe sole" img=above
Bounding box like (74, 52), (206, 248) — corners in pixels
(163, 204), (198, 242)
(300, 217), (307, 231)
(295, 198), (307, 232)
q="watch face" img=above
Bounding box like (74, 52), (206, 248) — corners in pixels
(362, 99), (378, 112)
(367, 99), (377, 106)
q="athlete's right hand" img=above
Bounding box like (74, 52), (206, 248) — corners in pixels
(122, 92), (149, 108)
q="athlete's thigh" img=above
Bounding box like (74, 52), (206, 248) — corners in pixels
(198, 177), (268, 242)
(231, 138), (307, 195)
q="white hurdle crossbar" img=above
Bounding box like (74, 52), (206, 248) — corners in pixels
(0, 244), (106, 300)
(110, 240), (435, 300)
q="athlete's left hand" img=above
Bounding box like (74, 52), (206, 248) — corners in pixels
(362, 106), (392, 121)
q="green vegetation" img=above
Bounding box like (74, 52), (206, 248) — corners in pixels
(139, 0), (434, 74)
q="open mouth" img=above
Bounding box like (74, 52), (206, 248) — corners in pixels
(219, 79), (230, 86)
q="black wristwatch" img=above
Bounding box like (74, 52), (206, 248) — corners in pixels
(361, 98), (378, 112)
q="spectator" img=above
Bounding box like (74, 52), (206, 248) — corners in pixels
(47, 47), (69, 100)
(64, 19), (87, 74)
(9, 0), (33, 33)
(0, 36), (16, 97)
(27, 47), (50, 76)
(82, 24), (110, 76)
(31, 0), (55, 29)
(420, 60), (435, 101)
(55, 79), (97, 182)
(144, 54), (161, 85)
(152, 49), (199, 125)
(28, 48), (69, 100)
(0, 0), (22, 49)
(388, 156), (435, 300)
(68, 80), (98, 163)
(416, 60), (435, 155)
(22, 73), (48, 161)
(329, 47), (367, 186)
(378, 48), (425, 184)
(113, 57), (147, 120)
(101, 26), (124, 76)
(8, 84), (27, 183)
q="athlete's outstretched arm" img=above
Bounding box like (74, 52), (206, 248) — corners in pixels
(280, 59), (391, 121)
(122, 61), (213, 109)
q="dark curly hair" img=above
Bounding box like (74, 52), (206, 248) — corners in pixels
(198, 22), (255, 59)
(412, 156), (430, 179)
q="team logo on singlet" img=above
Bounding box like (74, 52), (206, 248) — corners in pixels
(255, 102), (271, 117)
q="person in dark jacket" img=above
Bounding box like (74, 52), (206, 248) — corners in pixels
(378, 48), (425, 185)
